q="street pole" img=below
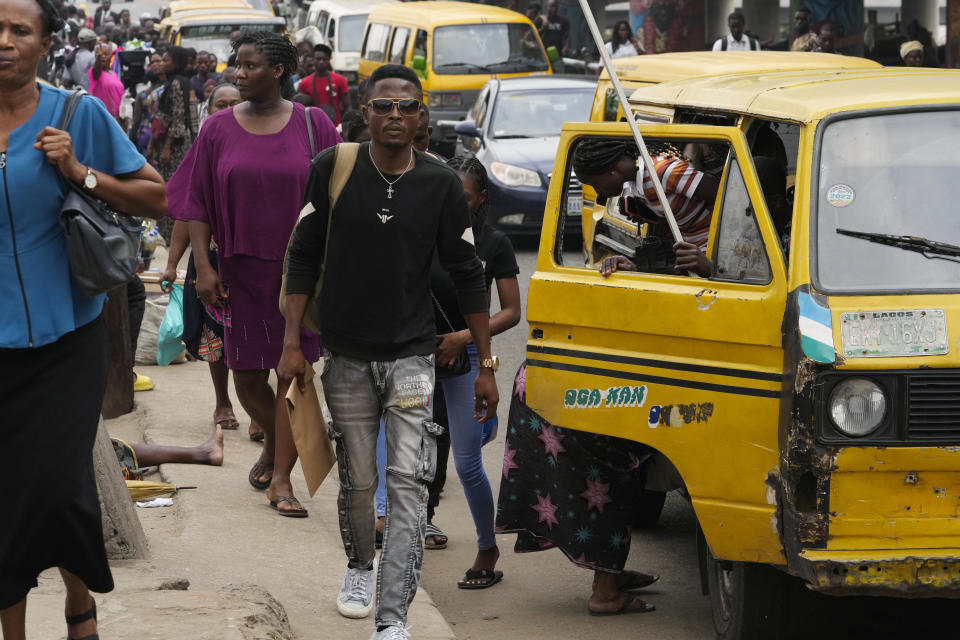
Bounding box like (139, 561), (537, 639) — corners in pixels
(575, 0), (686, 248)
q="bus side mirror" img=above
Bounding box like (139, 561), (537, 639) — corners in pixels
(454, 120), (481, 138)
(412, 55), (427, 71)
(546, 46), (560, 62)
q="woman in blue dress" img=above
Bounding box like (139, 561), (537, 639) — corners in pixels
(0, 0), (166, 637)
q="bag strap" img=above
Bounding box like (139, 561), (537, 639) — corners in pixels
(326, 74), (340, 122)
(721, 37), (727, 51)
(57, 90), (83, 131)
(305, 106), (316, 158)
(431, 292), (456, 333)
(318, 142), (359, 274)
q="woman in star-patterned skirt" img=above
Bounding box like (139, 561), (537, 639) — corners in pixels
(495, 363), (660, 616)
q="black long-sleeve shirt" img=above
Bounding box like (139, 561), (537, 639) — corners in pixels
(286, 143), (487, 361)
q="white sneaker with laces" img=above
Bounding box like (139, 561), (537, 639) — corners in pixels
(337, 564), (374, 619)
(370, 625), (410, 640)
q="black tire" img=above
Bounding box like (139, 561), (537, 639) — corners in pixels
(633, 489), (667, 529)
(707, 552), (790, 640)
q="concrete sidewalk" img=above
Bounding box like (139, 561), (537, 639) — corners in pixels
(26, 358), (455, 640)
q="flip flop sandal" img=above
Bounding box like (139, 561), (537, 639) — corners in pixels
(588, 594), (656, 616)
(66, 597), (99, 640)
(620, 571), (660, 591)
(425, 522), (448, 550)
(248, 460), (273, 490)
(215, 416), (239, 430)
(269, 495), (309, 518)
(457, 568), (503, 590)
(249, 426), (265, 442)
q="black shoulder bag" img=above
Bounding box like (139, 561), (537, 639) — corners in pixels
(57, 91), (143, 297)
(432, 292), (471, 379)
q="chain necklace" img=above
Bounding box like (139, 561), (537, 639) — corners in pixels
(368, 145), (414, 199)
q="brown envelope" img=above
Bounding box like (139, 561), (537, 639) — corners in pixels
(285, 365), (336, 497)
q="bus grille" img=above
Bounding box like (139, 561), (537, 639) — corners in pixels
(907, 373), (960, 441)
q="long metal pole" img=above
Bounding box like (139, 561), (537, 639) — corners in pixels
(576, 0), (685, 245)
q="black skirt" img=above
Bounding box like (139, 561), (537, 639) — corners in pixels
(0, 317), (114, 608)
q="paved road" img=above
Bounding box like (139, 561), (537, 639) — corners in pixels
(421, 243), (959, 640)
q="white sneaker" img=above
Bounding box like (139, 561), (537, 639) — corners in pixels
(370, 625), (410, 640)
(337, 565), (374, 619)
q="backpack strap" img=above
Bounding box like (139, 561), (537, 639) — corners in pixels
(751, 38), (759, 51)
(305, 106), (316, 159)
(328, 142), (358, 213)
(721, 37), (727, 51)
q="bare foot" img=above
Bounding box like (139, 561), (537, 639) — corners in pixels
(213, 405), (239, 429)
(200, 424), (224, 466)
(587, 592), (654, 615)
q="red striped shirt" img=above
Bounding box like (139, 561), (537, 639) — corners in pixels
(625, 156), (712, 249)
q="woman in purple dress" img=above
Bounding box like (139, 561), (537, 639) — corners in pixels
(168, 32), (340, 516)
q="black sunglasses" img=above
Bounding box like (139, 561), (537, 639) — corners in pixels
(366, 98), (422, 116)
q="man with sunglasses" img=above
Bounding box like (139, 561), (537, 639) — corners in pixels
(280, 64), (499, 640)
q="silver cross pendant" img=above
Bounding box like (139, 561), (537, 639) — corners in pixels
(387, 185), (394, 199)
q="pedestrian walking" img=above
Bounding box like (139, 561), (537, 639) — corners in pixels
(297, 43), (350, 126)
(161, 82), (252, 438)
(129, 52), (164, 154)
(433, 156), (521, 589)
(152, 46), (195, 245)
(279, 64), (499, 638)
(166, 31), (340, 517)
(0, 1), (166, 638)
(88, 43), (124, 121)
(67, 28), (97, 90)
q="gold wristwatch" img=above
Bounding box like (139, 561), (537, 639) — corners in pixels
(478, 356), (500, 372)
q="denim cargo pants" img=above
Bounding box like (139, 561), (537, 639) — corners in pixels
(321, 351), (442, 628)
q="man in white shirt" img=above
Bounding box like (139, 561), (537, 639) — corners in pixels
(712, 11), (759, 51)
(68, 29), (98, 90)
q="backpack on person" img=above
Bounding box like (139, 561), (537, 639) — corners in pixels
(720, 35), (759, 51)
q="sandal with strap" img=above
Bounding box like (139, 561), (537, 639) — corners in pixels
(457, 568), (503, 590)
(65, 597), (99, 640)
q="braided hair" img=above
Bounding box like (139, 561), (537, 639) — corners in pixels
(232, 31), (299, 83)
(573, 138), (687, 180)
(33, 0), (64, 36)
(447, 156), (489, 232)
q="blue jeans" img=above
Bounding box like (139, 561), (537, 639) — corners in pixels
(439, 345), (497, 550)
(321, 351), (441, 628)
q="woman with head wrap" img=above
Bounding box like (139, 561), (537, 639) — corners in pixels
(900, 40), (924, 67)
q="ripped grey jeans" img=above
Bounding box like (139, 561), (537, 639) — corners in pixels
(321, 351), (441, 628)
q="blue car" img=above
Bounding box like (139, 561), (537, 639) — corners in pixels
(451, 76), (596, 237)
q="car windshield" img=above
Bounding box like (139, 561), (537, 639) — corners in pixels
(432, 23), (548, 75)
(815, 109), (960, 292)
(339, 14), (367, 52)
(180, 23), (284, 65)
(490, 88), (593, 138)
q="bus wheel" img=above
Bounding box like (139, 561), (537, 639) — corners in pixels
(633, 489), (667, 528)
(707, 553), (788, 640)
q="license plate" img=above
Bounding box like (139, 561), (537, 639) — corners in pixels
(840, 309), (948, 358)
(567, 195), (582, 216)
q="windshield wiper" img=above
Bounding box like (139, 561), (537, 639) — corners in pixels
(434, 62), (492, 72)
(494, 134), (530, 139)
(837, 228), (960, 263)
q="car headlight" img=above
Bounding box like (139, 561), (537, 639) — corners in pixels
(491, 162), (541, 187)
(829, 377), (886, 437)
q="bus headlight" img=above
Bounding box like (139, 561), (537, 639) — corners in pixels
(828, 377), (886, 437)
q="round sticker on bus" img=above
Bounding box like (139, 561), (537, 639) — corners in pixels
(827, 184), (855, 208)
